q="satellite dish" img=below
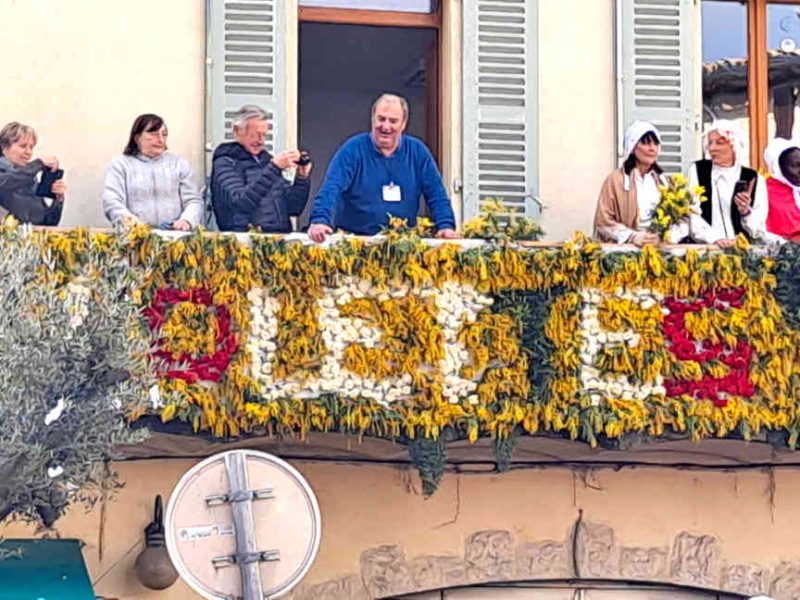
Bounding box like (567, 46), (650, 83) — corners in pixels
(164, 450), (321, 599)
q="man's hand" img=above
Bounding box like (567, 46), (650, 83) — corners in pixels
(435, 228), (459, 239)
(308, 223), (333, 243)
(172, 219), (192, 231)
(296, 161), (313, 179)
(41, 156), (59, 170)
(714, 238), (736, 249)
(51, 180), (67, 199)
(628, 231), (660, 247)
(272, 149), (302, 170)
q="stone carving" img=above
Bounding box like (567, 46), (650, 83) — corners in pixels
(409, 555), (467, 590)
(464, 529), (515, 582)
(619, 546), (669, 580)
(360, 544), (412, 598)
(670, 531), (721, 588)
(516, 540), (570, 578)
(721, 563), (769, 597)
(770, 561), (800, 599)
(575, 521), (617, 578)
(290, 574), (369, 600)
(295, 525), (779, 600)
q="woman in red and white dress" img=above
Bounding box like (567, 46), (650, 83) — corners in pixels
(764, 137), (800, 242)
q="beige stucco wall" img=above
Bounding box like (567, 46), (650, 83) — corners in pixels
(0, 0), (615, 239)
(0, 0), (205, 228)
(537, 0), (616, 240)
(1, 457), (797, 599)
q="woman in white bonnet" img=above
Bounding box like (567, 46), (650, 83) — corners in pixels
(688, 120), (770, 247)
(593, 120), (689, 246)
(763, 136), (800, 241)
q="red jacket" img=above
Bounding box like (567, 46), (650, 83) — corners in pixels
(766, 177), (800, 241)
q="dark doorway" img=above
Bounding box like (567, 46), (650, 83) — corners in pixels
(298, 21), (439, 223)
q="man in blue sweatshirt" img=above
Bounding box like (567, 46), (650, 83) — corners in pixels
(307, 94), (457, 242)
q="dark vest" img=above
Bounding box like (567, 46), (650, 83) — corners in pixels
(695, 159), (757, 239)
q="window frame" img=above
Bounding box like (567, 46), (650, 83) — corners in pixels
(741, 0), (800, 168)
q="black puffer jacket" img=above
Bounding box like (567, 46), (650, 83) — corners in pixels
(0, 157), (63, 226)
(210, 142), (310, 232)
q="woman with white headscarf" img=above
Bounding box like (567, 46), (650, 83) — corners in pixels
(764, 137), (800, 241)
(594, 120), (688, 246)
(688, 120), (769, 247)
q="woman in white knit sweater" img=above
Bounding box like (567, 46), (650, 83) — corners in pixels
(102, 114), (203, 230)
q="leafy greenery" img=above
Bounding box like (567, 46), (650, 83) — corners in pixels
(493, 288), (564, 404)
(0, 228), (150, 527)
(772, 242), (800, 331)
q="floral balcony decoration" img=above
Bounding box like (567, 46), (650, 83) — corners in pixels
(649, 174), (707, 241)
(11, 220), (800, 496)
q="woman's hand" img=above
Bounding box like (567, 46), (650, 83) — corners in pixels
(628, 231), (660, 247)
(734, 179), (755, 216)
(41, 156), (59, 170)
(714, 238), (736, 249)
(51, 180), (67, 199)
(172, 219), (192, 231)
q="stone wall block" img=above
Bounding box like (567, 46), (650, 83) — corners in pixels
(516, 540), (571, 578)
(360, 544), (413, 598)
(618, 546), (669, 580)
(669, 531), (721, 588)
(409, 555), (467, 591)
(575, 521), (617, 578)
(464, 530), (515, 583)
(721, 563), (770, 597)
(770, 561), (800, 600)
(290, 574), (370, 600)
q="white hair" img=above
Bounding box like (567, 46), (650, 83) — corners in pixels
(704, 119), (747, 165)
(232, 105), (269, 130)
(371, 93), (409, 122)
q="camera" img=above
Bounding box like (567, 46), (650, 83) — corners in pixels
(295, 151), (311, 166)
(35, 168), (64, 199)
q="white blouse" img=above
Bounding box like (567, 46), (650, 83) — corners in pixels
(687, 162), (769, 243)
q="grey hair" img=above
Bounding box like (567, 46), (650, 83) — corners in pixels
(0, 122), (37, 151)
(371, 94), (408, 122)
(232, 105), (270, 130)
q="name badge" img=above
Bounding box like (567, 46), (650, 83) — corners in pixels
(382, 183), (402, 202)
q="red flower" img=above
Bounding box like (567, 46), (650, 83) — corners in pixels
(662, 287), (753, 405)
(145, 287), (238, 384)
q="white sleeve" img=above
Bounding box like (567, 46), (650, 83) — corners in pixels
(176, 158), (205, 228)
(743, 174), (774, 243)
(687, 163), (715, 244)
(101, 157), (137, 224)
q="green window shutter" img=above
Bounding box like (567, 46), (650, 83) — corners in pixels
(206, 0), (286, 155)
(462, 0), (539, 220)
(618, 0), (700, 174)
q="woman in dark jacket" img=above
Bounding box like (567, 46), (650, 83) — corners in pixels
(0, 122), (66, 225)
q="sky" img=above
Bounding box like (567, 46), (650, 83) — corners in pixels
(703, 1), (800, 62)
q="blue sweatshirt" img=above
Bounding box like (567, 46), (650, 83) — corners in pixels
(309, 133), (456, 235)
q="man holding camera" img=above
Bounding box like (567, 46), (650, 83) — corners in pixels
(211, 105), (311, 232)
(307, 93), (457, 242)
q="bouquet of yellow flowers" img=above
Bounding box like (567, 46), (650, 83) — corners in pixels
(649, 174), (706, 241)
(462, 198), (544, 241)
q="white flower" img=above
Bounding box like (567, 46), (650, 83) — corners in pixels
(44, 397), (66, 426)
(47, 465), (64, 479)
(148, 385), (163, 409)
